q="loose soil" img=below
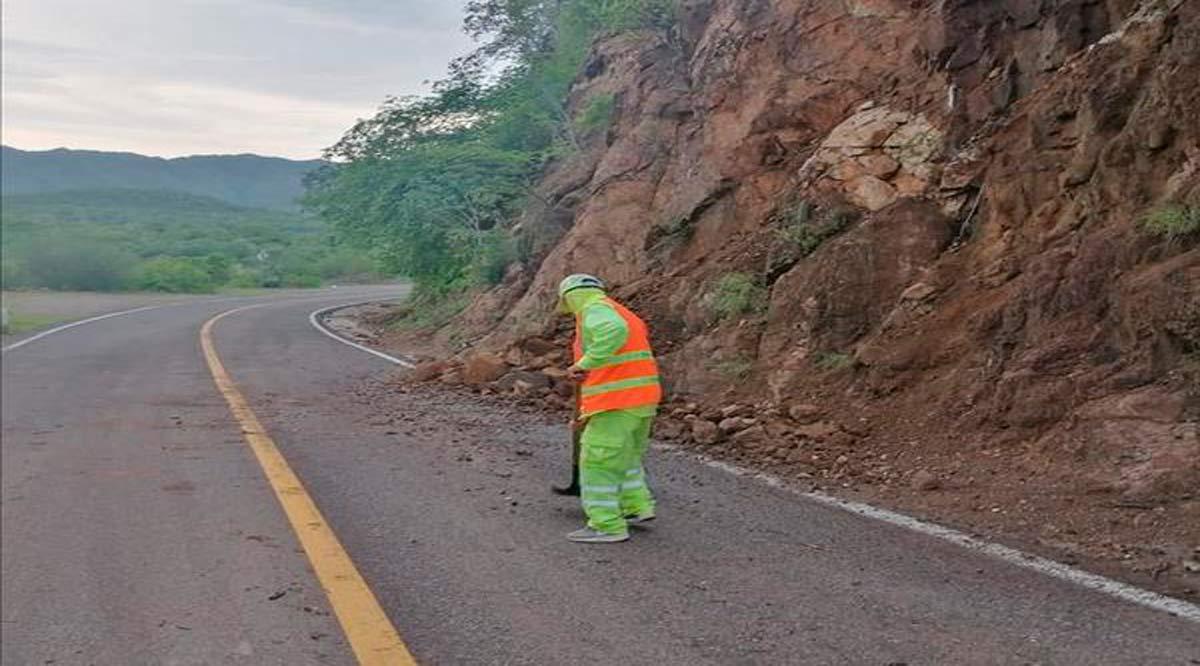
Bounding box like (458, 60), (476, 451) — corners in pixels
(345, 302), (1198, 604)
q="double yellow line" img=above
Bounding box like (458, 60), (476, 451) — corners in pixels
(201, 306), (416, 665)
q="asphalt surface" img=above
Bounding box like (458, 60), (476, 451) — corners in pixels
(2, 287), (1198, 665)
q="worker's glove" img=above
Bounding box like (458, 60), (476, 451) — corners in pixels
(566, 364), (587, 382)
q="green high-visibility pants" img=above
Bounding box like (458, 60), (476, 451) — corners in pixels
(579, 409), (656, 534)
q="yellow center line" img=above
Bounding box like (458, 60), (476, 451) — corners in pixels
(201, 305), (416, 666)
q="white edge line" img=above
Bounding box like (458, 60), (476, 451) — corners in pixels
(653, 442), (1200, 622)
(1, 289), (400, 354)
(2, 305), (162, 352)
(308, 301), (416, 368)
(273, 292), (1200, 622)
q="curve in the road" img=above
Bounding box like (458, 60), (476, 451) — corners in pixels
(1, 305), (163, 353)
(201, 304), (417, 666)
(308, 301), (415, 368)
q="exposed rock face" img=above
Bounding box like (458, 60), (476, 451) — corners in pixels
(452, 0), (1198, 506)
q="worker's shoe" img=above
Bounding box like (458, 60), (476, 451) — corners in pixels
(566, 527), (629, 543)
(624, 510), (656, 526)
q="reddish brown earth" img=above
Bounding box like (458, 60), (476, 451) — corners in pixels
(362, 0), (1199, 599)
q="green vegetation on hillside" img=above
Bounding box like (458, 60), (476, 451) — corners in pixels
(1, 189), (380, 293)
(305, 0), (679, 313)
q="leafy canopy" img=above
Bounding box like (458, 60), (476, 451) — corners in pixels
(304, 0), (679, 299)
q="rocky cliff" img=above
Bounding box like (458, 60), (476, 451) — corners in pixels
(414, 0), (1198, 594)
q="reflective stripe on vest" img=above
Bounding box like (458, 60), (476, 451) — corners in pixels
(573, 298), (662, 416)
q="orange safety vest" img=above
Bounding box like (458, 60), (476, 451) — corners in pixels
(573, 298), (662, 416)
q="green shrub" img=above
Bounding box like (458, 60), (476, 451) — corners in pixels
(281, 272), (322, 288)
(656, 215), (693, 239)
(597, 0), (679, 31)
(1138, 205), (1200, 241)
(21, 237), (134, 291)
(774, 199), (855, 256)
(393, 284), (471, 332)
(575, 93), (616, 134)
(712, 272), (766, 320)
(135, 257), (217, 293)
(471, 230), (518, 286)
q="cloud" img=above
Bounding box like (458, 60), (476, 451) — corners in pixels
(0, 0), (475, 158)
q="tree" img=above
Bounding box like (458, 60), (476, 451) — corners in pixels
(22, 236), (134, 291)
(305, 1), (679, 299)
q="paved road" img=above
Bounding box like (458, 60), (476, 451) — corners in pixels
(2, 288), (1198, 665)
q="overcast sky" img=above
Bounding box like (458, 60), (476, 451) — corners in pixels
(1, 0), (476, 159)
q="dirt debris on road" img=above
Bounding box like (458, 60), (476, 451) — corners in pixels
(342, 308), (1199, 603)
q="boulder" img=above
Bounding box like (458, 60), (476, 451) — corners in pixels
(462, 352), (508, 385)
(730, 425), (768, 449)
(410, 360), (449, 382)
(655, 418), (688, 441)
(691, 419), (720, 445)
(847, 175), (898, 211)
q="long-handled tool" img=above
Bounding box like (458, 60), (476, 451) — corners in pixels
(552, 383), (582, 496)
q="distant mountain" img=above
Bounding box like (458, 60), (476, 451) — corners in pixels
(0, 146), (323, 210)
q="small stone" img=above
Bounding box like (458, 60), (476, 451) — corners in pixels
(900, 282), (937, 302)
(718, 417), (757, 434)
(911, 470), (941, 491)
(787, 403), (822, 424)
(496, 370), (551, 393)
(521, 337), (559, 356)
(541, 367), (568, 380)
(793, 421), (842, 442)
(720, 404), (751, 418)
(504, 348), (524, 366)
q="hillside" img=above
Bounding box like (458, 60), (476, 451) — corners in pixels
(0, 146), (322, 210)
(330, 0), (1197, 597)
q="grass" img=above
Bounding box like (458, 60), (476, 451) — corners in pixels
(812, 351), (854, 371)
(774, 199), (856, 255)
(711, 272), (766, 320)
(1, 312), (68, 335)
(1138, 205), (1199, 241)
(575, 92), (616, 134)
(391, 290), (470, 333)
(710, 355), (754, 379)
(657, 215), (693, 239)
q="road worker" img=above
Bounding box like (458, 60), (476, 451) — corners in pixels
(558, 274), (662, 543)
